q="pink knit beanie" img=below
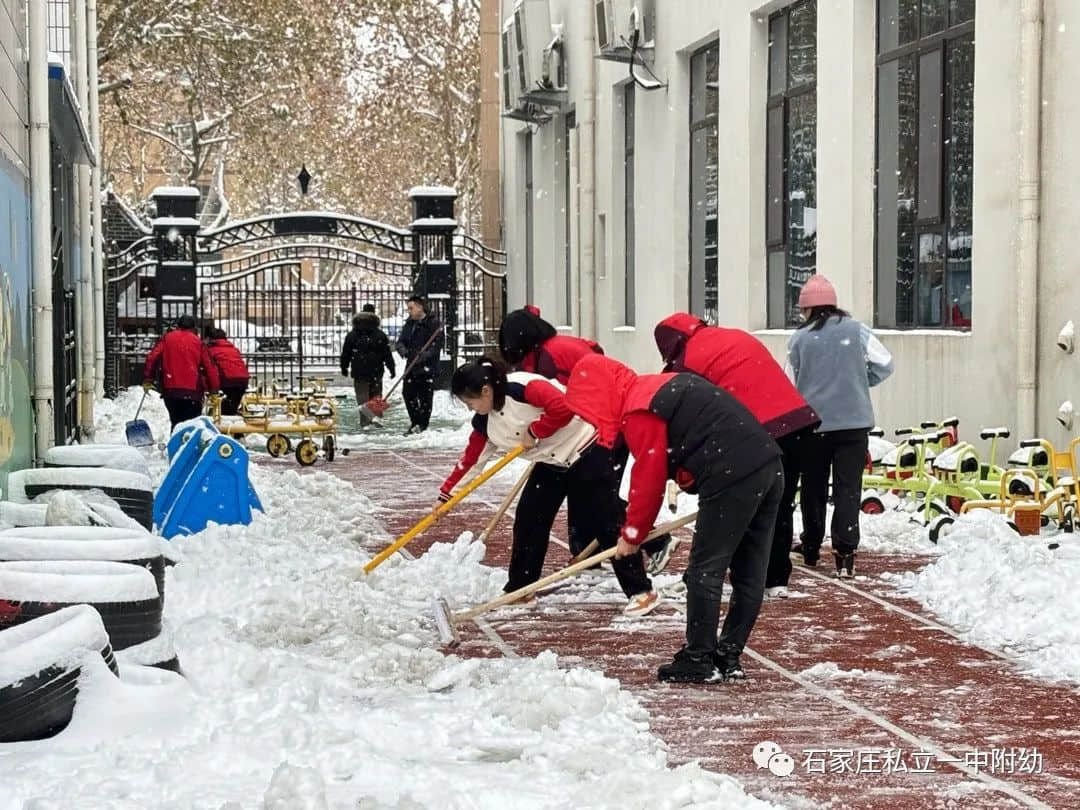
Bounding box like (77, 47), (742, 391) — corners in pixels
(797, 274), (838, 309)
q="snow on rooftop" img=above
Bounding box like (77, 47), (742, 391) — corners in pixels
(409, 217), (459, 229)
(151, 216), (200, 229)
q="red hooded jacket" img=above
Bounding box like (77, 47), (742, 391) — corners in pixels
(521, 334), (603, 385)
(144, 329), (220, 400)
(566, 354), (779, 545)
(654, 313), (818, 439)
(207, 338), (250, 386)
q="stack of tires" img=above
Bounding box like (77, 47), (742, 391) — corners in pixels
(7, 468), (155, 530)
(0, 528), (179, 672)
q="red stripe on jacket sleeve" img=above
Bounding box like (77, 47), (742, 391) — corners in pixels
(621, 411), (669, 545)
(523, 379), (573, 439)
(441, 429), (490, 497)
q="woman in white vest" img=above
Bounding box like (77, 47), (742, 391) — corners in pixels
(439, 357), (660, 616)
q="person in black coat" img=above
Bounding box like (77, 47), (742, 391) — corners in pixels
(394, 295), (443, 434)
(340, 304), (396, 426)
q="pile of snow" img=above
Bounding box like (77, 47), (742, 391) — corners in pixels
(883, 509), (1080, 684)
(799, 661), (901, 683)
(0, 458), (782, 809)
(0, 502), (47, 529)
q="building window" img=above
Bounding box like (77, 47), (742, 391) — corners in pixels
(689, 42), (719, 324)
(624, 84), (635, 326)
(767, 0), (817, 328)
(876, 1), (974, 329)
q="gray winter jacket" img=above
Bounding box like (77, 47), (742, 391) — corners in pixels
(787, 316), (893, 433)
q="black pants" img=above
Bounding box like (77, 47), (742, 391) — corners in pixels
(220, 384), (248, 417)
(402, 375), (434, 430)
(683, 460), (783, 659)
(353, 377), (383, 425)
(799, 428), (869, 556)
(163, 397), (203, 429)
(765, 426), (816, 587)
(507, 445), (652, 598)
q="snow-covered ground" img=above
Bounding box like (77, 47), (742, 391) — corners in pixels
(1, 391), (782, 810)
(883, 509), (1080, 685)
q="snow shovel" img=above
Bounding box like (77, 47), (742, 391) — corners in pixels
(363, 446), (525, 574)
(360, 326), (444, 421)
(125, 389), (155, 447)
(433, 511), (699, 647)
(476, 462), (535, 546)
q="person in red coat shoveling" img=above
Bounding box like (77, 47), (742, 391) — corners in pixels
(205, 328), (250, 416)
(439, 357), (660, 616)
(654, 313), (820, 598)
(144, 314), (221, 429)
(498, 306), (676, 564)
(565, 354), (783, 683)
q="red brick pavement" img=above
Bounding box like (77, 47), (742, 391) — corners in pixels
(261, 448), (1080, 810)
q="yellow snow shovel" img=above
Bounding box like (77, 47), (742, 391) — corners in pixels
(363, 446), (525, 573)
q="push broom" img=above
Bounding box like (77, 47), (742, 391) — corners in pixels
(359, 326), (444, 421)
(432, 510), (699, 647)
(363, 445), (525, 573)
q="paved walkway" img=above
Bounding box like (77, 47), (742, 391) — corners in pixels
(266, 448), (1080, 810)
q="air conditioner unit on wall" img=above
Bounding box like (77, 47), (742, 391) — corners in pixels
(501, 1), (564, 123)
(595, 0), (655, 63)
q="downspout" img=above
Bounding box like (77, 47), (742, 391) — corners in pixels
(88, 0), (105, 396)
(75, 0), (94, 436)
(29, 0), (54, 458)
(579, 4), (597, 338)
(1016, 0), (1042, 438)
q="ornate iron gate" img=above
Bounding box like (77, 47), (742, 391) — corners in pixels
(104, 188), (506, 395)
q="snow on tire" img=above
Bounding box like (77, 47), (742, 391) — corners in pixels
(0, 527), (167, 602)
(43, 444), (152, 478)
(0, 560), (161, 650)
(8, 468), (154, 530)
(0, 502), (47, 528)
(117, 621), (181, 673)
(0, 605), (118, 742)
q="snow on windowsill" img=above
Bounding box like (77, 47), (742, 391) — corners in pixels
(612, 326), (636, 333)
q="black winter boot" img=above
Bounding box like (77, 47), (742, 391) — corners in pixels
(833, 551), (855, 579)
(713, 643), (747, 682)
(790, 542), (819, 567)
(658, 647), (722, 683)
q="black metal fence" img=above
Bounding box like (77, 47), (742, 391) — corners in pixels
(104, 190), (506, 395)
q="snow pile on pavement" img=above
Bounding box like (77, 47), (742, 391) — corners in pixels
(799, 661), (901, 683)
(1, 443), (783, 809)
(883, 509), (1080, 685)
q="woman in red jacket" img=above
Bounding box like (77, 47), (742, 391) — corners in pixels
(565, 354), (783, 684)
(440, 357), (659, 616)
(205, 328), (250, 416)
(654, 313), (819, 598)
(144, 314), (221, 428)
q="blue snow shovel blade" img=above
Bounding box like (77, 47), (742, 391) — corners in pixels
(125, 419), (154, 447)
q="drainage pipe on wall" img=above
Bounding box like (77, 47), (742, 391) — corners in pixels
(578, 4), (597, 338)
(88, 0), (106, 396)
(75, 0), (95, 435)
(1016, 0), (1043, 438)
(29, 0), (54, 458)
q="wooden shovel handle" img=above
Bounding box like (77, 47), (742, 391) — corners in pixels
(453, 511), (698, 623)
(478, 462), (535, 544)
(363, 446), (524, 573)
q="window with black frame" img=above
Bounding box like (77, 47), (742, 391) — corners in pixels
(689, 42), (718, 324)
(876, 0), (974, 329)
(766, 0), (817, 328)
